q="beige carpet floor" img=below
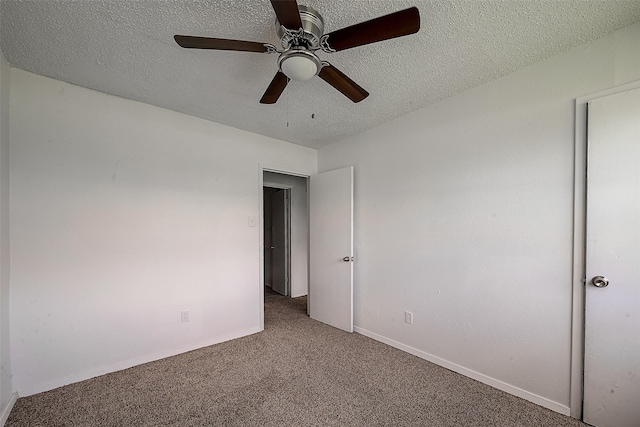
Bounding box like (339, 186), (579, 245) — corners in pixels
(6, 295), (587, 426)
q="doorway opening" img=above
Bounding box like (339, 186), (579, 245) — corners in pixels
(260, 167), (354, 332)
(262, 171), (310, 306)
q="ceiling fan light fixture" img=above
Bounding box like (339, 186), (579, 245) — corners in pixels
(175, 1), (421, 104)
(278, 49), (322, 81)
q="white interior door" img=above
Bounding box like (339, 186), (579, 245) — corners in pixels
(584, 87), (640, 427)
(309, 166), (353, 332)
(271, 189), (288, 296)
(263, 188), (273, 288)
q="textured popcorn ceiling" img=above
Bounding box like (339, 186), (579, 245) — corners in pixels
(2, 1), (640, 149)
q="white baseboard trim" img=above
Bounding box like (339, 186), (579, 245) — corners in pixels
(17, 326), (262, 397)
(354, 326), (571, 417)
(0, 392), (18, 426)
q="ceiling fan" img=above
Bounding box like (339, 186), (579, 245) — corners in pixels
(174, 0), (420, 104)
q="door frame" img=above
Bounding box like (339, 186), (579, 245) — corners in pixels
(258, 165), (310, 331)
(571, 79), (640, 419)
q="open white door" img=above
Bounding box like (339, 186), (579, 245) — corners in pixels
(583, 87), (640, 427)
(309, 166), (353, 333)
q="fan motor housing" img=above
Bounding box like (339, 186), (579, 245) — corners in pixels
(275, 5), (324, 49)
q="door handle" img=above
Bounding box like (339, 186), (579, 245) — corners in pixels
(342, 256), (353, 262)
(591, 276), (609, 288)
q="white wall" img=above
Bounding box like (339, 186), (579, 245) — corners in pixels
(264, 171), (308, 298)
(9, 70), (316, 396)
(0, 49), (15, 420)
(318, 22), (640, 415)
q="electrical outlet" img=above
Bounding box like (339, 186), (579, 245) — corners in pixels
(405, 311), (413, 325)
(181, 310), (190, 323)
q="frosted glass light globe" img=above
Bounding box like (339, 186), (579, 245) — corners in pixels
(280, 55), (319, 81)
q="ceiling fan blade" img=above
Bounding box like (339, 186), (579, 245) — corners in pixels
(174, 35), (269, 53)
(323, 7), (420, 52)
(318, 64), (369, 103)
(270, 0), (302, 29)
(260, 72), (289, 104)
